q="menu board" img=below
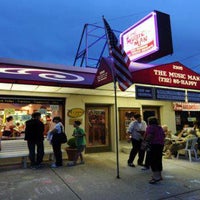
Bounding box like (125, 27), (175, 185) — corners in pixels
(135, 86), (154, 99)
(155, 88), (185, 101)
(187, 91), (200, 103)
(136, 85), (185, 102)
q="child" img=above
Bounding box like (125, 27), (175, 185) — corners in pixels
(67, 120), (86, 166)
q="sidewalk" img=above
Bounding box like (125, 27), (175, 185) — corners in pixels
(0, 150), (200, 200)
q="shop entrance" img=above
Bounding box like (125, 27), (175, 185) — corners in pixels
(142, 106), (160, 124)
(118, 108), (140, 141)
(85, 105), (111, 153)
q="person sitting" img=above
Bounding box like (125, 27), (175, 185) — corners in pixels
(2, 116), (15, 138)
(164, 129), (197, 159)
(193, 121), (200, 151)
(13, 122), (23, 137)
(162, 125), (172, 153)
(177, 123), (190, 138)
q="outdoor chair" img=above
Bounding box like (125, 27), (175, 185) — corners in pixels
(177, 137), (198, 162)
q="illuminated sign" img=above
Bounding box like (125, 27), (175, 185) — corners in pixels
(120, 10), (173, 62)
(173, 102), (200, 111)
(132, 62), (200, 90)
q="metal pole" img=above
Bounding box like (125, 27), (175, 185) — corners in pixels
(113, 76), (120, 179)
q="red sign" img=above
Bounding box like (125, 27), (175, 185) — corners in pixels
(93, 57), (113, 87)
(132, 62), (200, 90)
(173, 102), (200, 111)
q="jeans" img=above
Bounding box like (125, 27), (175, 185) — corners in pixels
(52, 141), (62, 166)
(27, 140), (44, 166)
(128, 138), (145, 164)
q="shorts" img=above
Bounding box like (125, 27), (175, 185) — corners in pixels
(77, 145), (86, 152)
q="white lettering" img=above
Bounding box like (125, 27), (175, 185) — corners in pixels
(187, 75), (200, 81)
(168, 72), (186, 79)
(154, 70), (167, 76)
(173, 65), (183, 70)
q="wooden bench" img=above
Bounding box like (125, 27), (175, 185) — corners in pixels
(0, 139), (54, 168)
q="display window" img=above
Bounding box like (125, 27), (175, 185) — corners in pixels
(0, 96), (65, 140)
(85, 105), (111, 153)
(175, 111), (200, 132)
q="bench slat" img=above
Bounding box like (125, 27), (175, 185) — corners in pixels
(0, 139), (55, 168)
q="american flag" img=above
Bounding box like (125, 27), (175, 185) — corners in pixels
(103, 17), (133, 91)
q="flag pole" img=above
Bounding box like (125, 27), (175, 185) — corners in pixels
(113, 75), (120, 179)
(108, 60), (120, 179)
(103, 16), (133, 179)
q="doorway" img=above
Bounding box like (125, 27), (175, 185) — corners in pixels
(85, 105), (111, 153)
(118, 108), (140, 141)
(142, 106), (160, 124)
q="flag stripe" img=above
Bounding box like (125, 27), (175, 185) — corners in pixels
(103, 18), (133, 91)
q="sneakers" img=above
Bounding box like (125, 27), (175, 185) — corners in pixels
(128, 163), (135, 167)
(67, 162), (76, 167)
(141, 166), (150, 170)
(51, 163), (62, 168)
(149, 178), (162, 184)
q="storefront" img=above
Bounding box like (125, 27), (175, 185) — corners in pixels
(2, 59), (199, 153)
(173, 102), (200, 132)
(0, 95), (65, 139)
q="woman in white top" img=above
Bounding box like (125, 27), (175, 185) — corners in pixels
(48, 116), (65, 168)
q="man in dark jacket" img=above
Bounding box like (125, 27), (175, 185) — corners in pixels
(25, 112), (44, 168)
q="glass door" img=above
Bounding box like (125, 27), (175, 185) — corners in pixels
(85, 105), (110, 153)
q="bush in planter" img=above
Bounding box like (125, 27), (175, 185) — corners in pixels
(65, 137), (78, 161)
(67, 137), (77, 148)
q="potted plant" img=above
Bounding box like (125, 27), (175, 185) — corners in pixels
(65, 137), (78, 161)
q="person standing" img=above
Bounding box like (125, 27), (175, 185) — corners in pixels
(145, 116), (165, 184)
(48, 116), (65, 168)
(24, 112), (45, 169)
(127, 113), (147, 167)
(67, 120), (86, 166)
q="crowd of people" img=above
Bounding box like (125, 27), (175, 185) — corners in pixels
(0, 111), (86, 169)
(1, 110), (200, 184)
(126, 113), (200, 184)
(23, 112), (86, 169)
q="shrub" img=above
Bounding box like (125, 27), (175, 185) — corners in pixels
(67, 137), (77, 148)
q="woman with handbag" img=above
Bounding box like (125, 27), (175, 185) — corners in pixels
(48, 116), (65, 168)
(145, 116), (165, 184)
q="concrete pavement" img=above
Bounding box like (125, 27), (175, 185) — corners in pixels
(0, 150), (200, 200)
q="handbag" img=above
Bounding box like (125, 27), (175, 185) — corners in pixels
(59, 131), (68, 144)
(141, 140), (151, 151)
(52, 125), (67, 144)
(59, 125), (67, 144)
